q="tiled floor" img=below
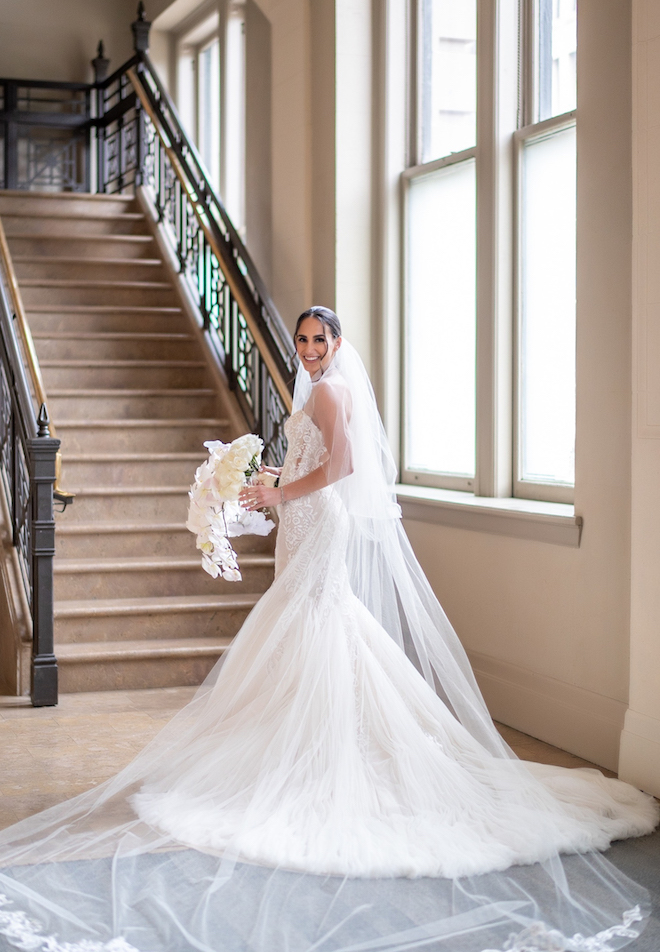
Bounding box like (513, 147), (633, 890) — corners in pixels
(0, 687), (614, 831)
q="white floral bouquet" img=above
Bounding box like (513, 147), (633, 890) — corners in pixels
(186, 434), (275, 581)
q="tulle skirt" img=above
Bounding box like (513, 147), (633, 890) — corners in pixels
(0, 488), (657, 952)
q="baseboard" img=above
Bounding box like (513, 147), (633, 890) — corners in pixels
(467, 650), (627, 772)
(619, 710), (660, 797)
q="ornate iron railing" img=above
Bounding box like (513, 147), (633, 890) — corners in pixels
(0, 247), (59, 706)
(0, 78), (92, 192)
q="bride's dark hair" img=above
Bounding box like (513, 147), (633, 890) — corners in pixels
(295, 305), (342, 339)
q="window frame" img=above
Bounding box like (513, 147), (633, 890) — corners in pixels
(400, 0), (577, 505)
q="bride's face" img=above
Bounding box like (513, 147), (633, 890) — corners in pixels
(295, 317), (341, 377)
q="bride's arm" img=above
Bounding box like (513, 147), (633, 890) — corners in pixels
(240, 381), (352, 509)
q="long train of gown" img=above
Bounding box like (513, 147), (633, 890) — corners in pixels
(132, 410), (659, 879)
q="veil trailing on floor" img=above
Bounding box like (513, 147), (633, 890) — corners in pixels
(0, 340), (656, 952)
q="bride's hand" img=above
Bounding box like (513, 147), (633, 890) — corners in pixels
(238, 484), (282, 511)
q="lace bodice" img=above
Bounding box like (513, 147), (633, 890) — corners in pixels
(279, 411), (326, 484)
(274, 410), (341, 578)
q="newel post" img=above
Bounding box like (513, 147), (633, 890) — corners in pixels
(28, 404), (59, 707)
(91, 40), (110, 83)
(132, 2), (152, 53)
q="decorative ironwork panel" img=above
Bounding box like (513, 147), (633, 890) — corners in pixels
(13, 436), (31, 600)
(17, 85), (87, 116)
(262, 372), (289, 468)
(102, 113), (139, 194)
(16, 129), (86, 192)
(0, 361), (14, 509)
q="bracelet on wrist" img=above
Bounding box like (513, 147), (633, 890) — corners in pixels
(280, 486), (285, 505)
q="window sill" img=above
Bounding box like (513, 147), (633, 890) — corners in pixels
(396, 485), (582, 547)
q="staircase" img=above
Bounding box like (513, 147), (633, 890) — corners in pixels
(0, 189), (275, 693)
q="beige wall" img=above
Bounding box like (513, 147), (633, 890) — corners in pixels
(400, 0), (638, 777)
(619, 0), (660, 795)
(0, 0), (137, 82)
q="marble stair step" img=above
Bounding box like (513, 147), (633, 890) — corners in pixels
(41, 359), (209, 390)
(0, 190), (136, 218)
(53, 554), (275, 600)
(6, 233), (157, 259)
(55, 522), (274, 559)
(20, 278), (176, 308)
(48, 389), (220, 420)
(54, 593), (261, 645)
(56, 485), (191, 523)
(34, 331), (197, 361)
(59, 451), (205, 487)
(55, 635), (236, 692)
(12, 256), (168, 282)
(26, 305), (183, 334)
(0, 212), (148, 237)
(55, 418), (230, 453)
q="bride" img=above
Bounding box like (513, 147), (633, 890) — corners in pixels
(0, 305), (657, 952)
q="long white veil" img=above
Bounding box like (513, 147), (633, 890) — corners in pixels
(296, 341), (511, 758)
(0, 340), (655, 952)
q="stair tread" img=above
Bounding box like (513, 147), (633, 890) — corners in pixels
(56, 418), (228, 428)
(62, 452), (205, 461)
(54, 554), (273, 573)
(55, 637), (235, 662)
(41, 360), (204, 368)
(64, 484), (190, 496)
(27, 305), (180, 313)
(20, 279), (171, 289)
(56, 521), (188, 534)
(49, 388), (215, 396)
(2, 211), (144, 221)
(8, 233), (153, 243)
(13, 256), (163, 266)
(34, 331), (192, 340)
(0, 189), (134, 202)
(55, 593), (261, 614)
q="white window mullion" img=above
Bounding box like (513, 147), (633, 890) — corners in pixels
(474, 0), (518, 498)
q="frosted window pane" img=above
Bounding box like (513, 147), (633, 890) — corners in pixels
(521, 125), (576, 485)
(538, 0), (577, 121)
(406, 160), (476, 477)
(419, 0), (476, 162)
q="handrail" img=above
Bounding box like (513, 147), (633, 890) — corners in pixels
(0, 219), (75, 508)
(126, 65), (293, 415)
(134, 56), (295, 388)
(0, 218), (48, 409)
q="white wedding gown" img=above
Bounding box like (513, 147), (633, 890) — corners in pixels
(0, 347), (657, 952)
(133, 408), (658, 879)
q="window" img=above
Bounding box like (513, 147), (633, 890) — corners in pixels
(176, 4), (246, 234)
(403, 0), (577, 503)
(516, 0), (577, 500)
(403, 0), (477, 492)
(177, 14), (221, 193)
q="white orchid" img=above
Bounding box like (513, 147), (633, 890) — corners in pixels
(188, 434), (275, 582)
